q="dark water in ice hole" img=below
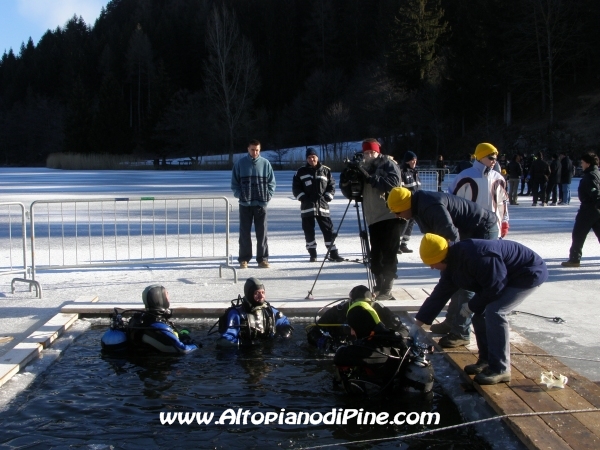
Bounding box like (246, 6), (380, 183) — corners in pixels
(0, 321), (490, 449)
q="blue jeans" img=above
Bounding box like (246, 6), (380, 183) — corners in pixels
(561, 183), (571, 204)
(447, 224), (499, 339)
(448, 289), (475, 339)
(471, 286), (539, 373)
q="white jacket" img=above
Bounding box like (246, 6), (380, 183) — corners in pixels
(448, 160), (509, 227)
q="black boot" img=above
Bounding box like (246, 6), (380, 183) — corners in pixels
(308, 248), (317, 262)
(399, 243), (413, 253)
(328, 249), (344, 262)
(375, 277), (395, 300)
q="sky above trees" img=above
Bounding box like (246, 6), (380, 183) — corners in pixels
(0, 0), (107, 54)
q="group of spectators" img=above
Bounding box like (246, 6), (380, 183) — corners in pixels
(104, 139), (599, 394)
(504, 151), (575, 207)
(224, 137), (600, 386)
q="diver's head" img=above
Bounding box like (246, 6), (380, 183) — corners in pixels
(142, 285), (172, 317)
(348, 285), (373, 306)
(243, 277), (266, 308)
(347, 301), (381, 339)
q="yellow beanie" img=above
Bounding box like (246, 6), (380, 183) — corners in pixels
(387, 187), (412, 213)
(420, 233), (449, 265)
(474, 143), (498, 161)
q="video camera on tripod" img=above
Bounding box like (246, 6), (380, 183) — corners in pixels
(340, 152), (367, 200)
(306, 152), (376, 298)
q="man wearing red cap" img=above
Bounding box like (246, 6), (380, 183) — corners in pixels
(350, 138), (402, 300)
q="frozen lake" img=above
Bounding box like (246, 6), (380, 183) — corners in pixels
(1, 167), (599, 383)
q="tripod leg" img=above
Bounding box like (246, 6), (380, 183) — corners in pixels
(354, 200), (376, 292)
(306, 199), (353, 299)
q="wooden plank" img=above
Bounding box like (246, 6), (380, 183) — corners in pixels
(23, 313), (78, 348)
(510, 378), (600, 450)
(475, 382), (573, 450)
(510, 333), (600, 408)
(510, 349), (600, 438)
(0, 363), (20, 388)
(547, 389), (600, 440)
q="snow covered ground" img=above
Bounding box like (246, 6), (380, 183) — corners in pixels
(1, 166), (599, 383)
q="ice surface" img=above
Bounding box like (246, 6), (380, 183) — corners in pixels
(0, 166), (598, 387)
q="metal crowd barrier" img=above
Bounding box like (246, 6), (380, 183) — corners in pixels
(0, 202), (41, 298)
(29, 197), (237, 289)
(419, 169), (451, 192)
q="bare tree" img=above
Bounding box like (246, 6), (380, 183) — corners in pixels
(270, 147), (293, 169)
(204, 4), (260, 165)
(319, 101), (351, 162)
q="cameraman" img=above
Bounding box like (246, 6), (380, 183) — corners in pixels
(348, 138), (403, 300)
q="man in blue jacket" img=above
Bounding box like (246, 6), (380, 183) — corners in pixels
(216, 277), (293, 348)
(412, 234), (548, 385)
(231, 139), (276, 269)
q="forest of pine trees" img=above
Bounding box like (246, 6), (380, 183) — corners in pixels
(1, 0), (599, 166)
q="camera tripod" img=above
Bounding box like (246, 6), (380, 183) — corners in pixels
(305, 197), (376, 299)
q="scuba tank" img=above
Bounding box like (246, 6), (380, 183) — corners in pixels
(101, 312), (128, 352)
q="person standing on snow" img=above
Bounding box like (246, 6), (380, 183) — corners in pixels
(545, 153), (562, 206)
(507, 154), (523, 206)
(434, 142), (508, 348)
(561, 152), (600, 267)
(559, 151), (574, 205)
(292, 147), (343, 262)
(231, 139), (276, 269)
(528, 151), (551, 206)
(398, 151), (421, 254)
(346, 138), (403, 300)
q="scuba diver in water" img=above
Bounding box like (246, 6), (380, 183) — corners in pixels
(306, 285), (407, 354)
(214, 277), (293, 348)
(331, 286), (434, 396)
(101, 285), (200, 354)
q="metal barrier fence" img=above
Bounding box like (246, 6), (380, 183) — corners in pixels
(419, 169), (451, 192)
(29, 197), (237, 288)
(0, 202), (41, 297)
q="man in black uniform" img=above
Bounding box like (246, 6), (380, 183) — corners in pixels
(398, 151), (421, 254)
(292, 147), (343, 262)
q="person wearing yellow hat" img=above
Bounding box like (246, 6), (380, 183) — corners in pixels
(411, 234), (548, 385)
(449, 143), (509, 238)
(387, 187), (500, 348)
(386, 187), (498, 243)
(438, 143), (509, 348)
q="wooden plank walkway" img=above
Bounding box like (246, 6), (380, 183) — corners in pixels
(422, 323), (600, 450)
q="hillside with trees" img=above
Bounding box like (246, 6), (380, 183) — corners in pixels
(1, 0), (599, 167)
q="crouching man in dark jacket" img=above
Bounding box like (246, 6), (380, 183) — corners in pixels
(412, 234), (547, 385)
